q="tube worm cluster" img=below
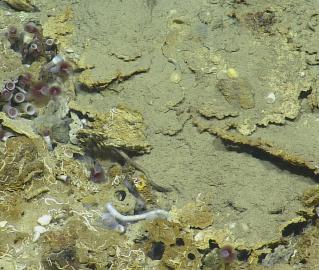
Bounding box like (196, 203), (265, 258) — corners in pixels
(1, 22), (73, 120)
(0, 72), (62, 118)
(4, 22), (57, 64)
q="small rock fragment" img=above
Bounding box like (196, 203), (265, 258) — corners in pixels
(4, 0), (38, 12)
(216, 77), (255, 110)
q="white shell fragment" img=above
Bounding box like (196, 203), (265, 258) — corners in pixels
(265, 92), (276, 104)
(37, 214), (52, 226)
(0, 221), (8, 227)
(33, 225), (46, 242)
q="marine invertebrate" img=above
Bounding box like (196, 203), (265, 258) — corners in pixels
(1, 21), (72, 125)
(5, 25), (18, 41)
(4, 26), (19, 49)
(42, 129), (53, 150)
(219, 244), (237, 264)
(3, 104), (19, 118)
(29, 81), (49, 102)
(43, 38), (57, 60)
(4, 80), (16, 91)
(105, 202), (169, 223)
(89, 160), (106, 183)
(19, 102), (36, 116)
(40, 54), (73, 82)
(1, 90), (13, 101)
(43, 54), (64, 73)
(48, 85), (62, 97)
(46, 60), (73, 81)
(24, 21), (40, 34)
(101, 212), (125, 233)
(44, 38), (55, 50)
(58, 61), (73, 77)
(28, 42), (41, 58)
(13, 92), (25, 103)
(17, 73), (32, 88)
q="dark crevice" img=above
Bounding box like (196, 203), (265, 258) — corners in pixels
(282, 220), (309, 237)
(148, 241), (165, 260)
(298, 88), (312, 100)
(222, 140), (319, 182)
(237, 249), (250, 261)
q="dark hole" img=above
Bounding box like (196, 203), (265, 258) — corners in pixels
(258, 253), (267, 263)
(63, 248), (76, 262)
(208, 240), (219, 250)
(237, 249), (250, 261)
(187, 253), (196, 260)
(298, 88), (312, 100)
(115, 190), (126, 201)
(282, 220), (308, 237)
(175, 238), (185, 246)
(21, 211), (25, 216)
(52, 142), (57, 150)
(300, 258), (306, 264)
(148, 241), (165, 260)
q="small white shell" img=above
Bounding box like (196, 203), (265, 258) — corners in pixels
(56, 175), (69, 181)
(33, 225), (46, 242)
(265, 92), (276, 104)
(37, 214), (52, 226)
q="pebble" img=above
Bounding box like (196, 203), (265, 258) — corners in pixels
(226, 68), (239, 79)
(65, 48), (74, 53)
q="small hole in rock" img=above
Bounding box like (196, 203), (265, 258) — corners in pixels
(187, 253), (196, 260)
(148, 241), (165, 260)
(209, 240), (219, 250)
(115, 190), (126, 201)
(175, 238), (185, 246)
(237, 249), (250, 261)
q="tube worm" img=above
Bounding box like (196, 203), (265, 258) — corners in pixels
(1, 90), (13, 101)
(3, 104), (19, 119)
(13, 92), (25, 103)
(105, 203), (169, 223)
(4, 81), (16, 91)
(19, 102), (36, 116)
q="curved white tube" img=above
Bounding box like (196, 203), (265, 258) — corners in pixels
(105, 203), (169, 223)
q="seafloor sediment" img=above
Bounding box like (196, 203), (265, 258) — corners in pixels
(1, 0), (319, 269)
